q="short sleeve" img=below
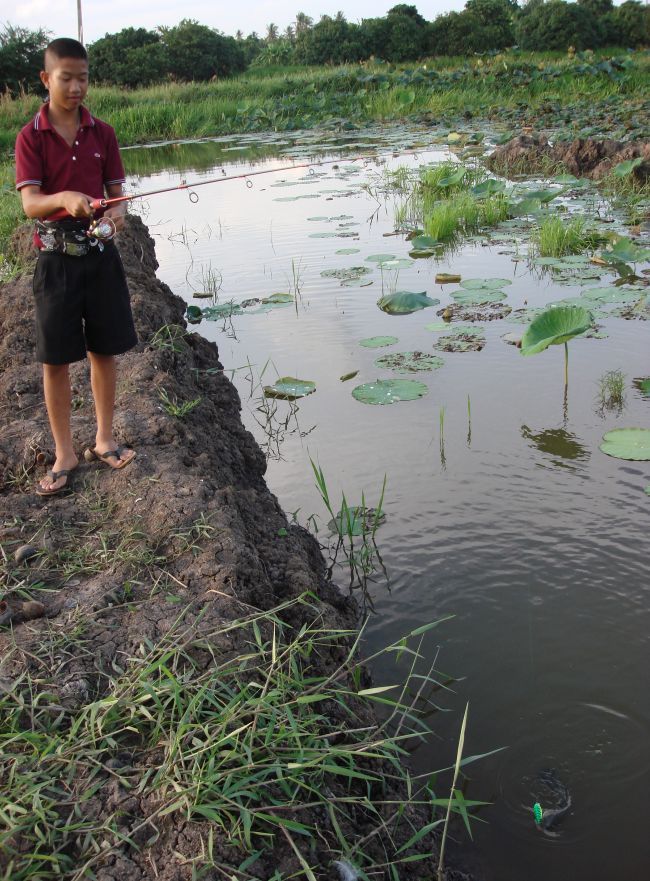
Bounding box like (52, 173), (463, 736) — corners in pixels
(15, 128), (43, 190)
(102, 126), (126, 188)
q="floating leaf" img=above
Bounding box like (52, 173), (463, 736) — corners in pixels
(435, 273), (461, 284)
(336, 248), (361, 255)
(352, 378), (428, 405)
(437, 167), (467, 187)
(521, 305), (593, 356)
(359, 335), (399, 348)
(434, 328), (486, 352)
(411, 235), (438, 250)
(633, 377), (650, 397)
(472, 179), (506, 197)
(321, 266), (372, 283)
(378, 291), (439, 315)
(460, 278), (512, 291)
(509, 198), (542, 217)
(201, 302), (243, 320)
(186, 305), (202, 323)
(451, 288), (507, 305)
(366, 253), (397, 263)
(600, 428), (650, 461)
(374, 351), (444, 373)
(264, 377), (316, 400)
(340, 370), (359, 382)
(263, 292), (294, 304)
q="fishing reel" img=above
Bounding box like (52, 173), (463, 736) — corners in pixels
(87, 216), (116, 241)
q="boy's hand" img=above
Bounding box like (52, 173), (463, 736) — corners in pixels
(61, 191), (94, 218)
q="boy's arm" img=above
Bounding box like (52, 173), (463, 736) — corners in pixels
(20, 186), (94, 220)
(103, 183), (127, 232)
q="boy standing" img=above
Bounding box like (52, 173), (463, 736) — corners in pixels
(15, 37), (138, 496)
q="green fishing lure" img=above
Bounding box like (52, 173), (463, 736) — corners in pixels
(533, 802), (543, 825)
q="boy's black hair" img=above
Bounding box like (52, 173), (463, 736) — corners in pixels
(44, 38), (88, 65)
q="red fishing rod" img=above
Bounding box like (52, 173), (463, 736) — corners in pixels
(48, 146), (426, 233)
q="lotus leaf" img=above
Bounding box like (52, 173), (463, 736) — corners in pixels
(411, 235), (438, 250)
(521, 305), (593, 356)
(366, 253), (397, 263)
(472, 179), (506, 198)
(409, 249), (437, 259)
(600, 236), (650, 265)
(451, 288), (507, 305)
(374, 351), (445, 373)
(377, 258), (414, 270)
(600, 428), (650, 461)
(434, 329), (486, 352)
(612, 157), (643, 177)
(581, 286), (639, 304)
(378, 291), (439, 315)
(264, 377), (316, 401)
(509, 198), (542, 217)
(435, 273), (461, 284)
(321, 266), (372, 283)
(336, 248), (361, 255)
(263, 292), (294, 304)
(437, 167), (466, 187)
(352, 378), (428, 405)
(460, 278), (512, 291)
(633, 378), (650, 397)
(340, 370), (359, 382)
(359, 336), (399, 348)
(186, 305), (202, 323)
(201, 302), (243, 320)
(327, 505), (386, 536)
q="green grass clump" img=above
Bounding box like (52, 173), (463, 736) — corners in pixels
(423, 191), (510, 242)
(597, 369), (626, 412)
(0, 594), (483, 879)
(0, 160), (28, 279)
(534, 215), (604, 257)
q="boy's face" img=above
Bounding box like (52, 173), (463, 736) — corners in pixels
(40, 55), (89, 113)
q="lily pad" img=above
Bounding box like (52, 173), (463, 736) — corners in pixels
(321, 266), (372, 284)
(336, 248), (361, 255)
(263, 377), (316, 401)
(374, 351), (445, 373)
(451, 288), (507, 305)
(340, 370), (359, 382)
(378, 291), (439, 315)
(612, 157), (643, 177)
(521, 305), (593, 356)
(600, 428), (650, 461)
(472, 179), (506, 198)
(434, 329), (486, 352)
(263, 292), (294, 304)
(186, 305), (203, 323)
(460, 278), (512, 291)
(352, 378), (428, 405)
(201, 302), (243, 320)
(359, 336), (399, 348)
(328, 505), (386, 536)
(633, 377), (650, 397)
(411, 235), (438, 250)
(365, 253), (397, 263)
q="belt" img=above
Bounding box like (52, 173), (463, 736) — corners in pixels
(36, 220), (108, 256)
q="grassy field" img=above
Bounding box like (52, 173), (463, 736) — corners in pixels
(1, 50), (648, 154)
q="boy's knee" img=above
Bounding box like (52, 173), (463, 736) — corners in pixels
(43, 362), (70, 377)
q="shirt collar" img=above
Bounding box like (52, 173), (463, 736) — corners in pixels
(34, 101), (95, 131)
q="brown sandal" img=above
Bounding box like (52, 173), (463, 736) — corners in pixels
(35, 467), (77, 497)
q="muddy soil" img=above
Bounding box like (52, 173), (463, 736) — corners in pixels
(487, 131), (650, 180)
(0, 217), (472, 881)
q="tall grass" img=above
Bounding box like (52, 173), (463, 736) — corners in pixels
(0, 594), (486, 879)
(533, 215), (604, 257)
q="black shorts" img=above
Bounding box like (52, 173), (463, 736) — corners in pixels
(32, 242), (138, 365)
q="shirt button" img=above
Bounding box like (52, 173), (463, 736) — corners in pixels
(72, 156), (76, 160)
(75, 140), (79, 145)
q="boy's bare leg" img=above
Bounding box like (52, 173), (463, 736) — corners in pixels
(41, 363), (79, 491)
(88, 352), (134, 466)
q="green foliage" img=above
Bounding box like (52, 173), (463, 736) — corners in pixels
(516, 1), (605, 51)
(88, 28), (167, 88)
(160, 19), (246, 81)
(0, 23), (49, 94)
(534, 215), (604, 257)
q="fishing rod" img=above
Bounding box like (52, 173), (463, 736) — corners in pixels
(49, 145), (428, 233)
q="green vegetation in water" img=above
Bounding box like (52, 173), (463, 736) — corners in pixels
(533, 215), (605, 257)
(521, 304), (594, 388)
(600, 428), (650, 460)
(596, 369), (626, 413)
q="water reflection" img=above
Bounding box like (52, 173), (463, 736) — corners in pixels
(521, 425), (590, 469)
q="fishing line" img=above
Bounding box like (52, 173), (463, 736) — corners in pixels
(52, 145), (428, 234)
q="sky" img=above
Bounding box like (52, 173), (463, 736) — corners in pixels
(12, 0), (469, 44)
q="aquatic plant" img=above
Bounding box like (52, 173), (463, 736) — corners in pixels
(596, 369), (626, 413)
(533, 215), (604, 257)
(520, 304), (593, 386)
(600, 428), (650, 460)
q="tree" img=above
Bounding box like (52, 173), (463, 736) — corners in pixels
(265, 23), (279, 43)
(0, 23), (49, 94)
(609, 0), (650, 47)
(516, 0), (603, 50)
(89, 28), (167, 88)
(295, 12), (313, 35)
(387, 4), (427, 26)
(295, 14), (363, 64)
(160, 19), (245, 81)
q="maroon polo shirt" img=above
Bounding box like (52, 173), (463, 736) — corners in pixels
(15, 102), (125, 221)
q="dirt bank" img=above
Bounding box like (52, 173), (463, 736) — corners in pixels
(487, 131), (650, 179)
(0, 218), (472, 881)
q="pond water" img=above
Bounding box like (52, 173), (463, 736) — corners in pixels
(121, 127), (650, 881)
